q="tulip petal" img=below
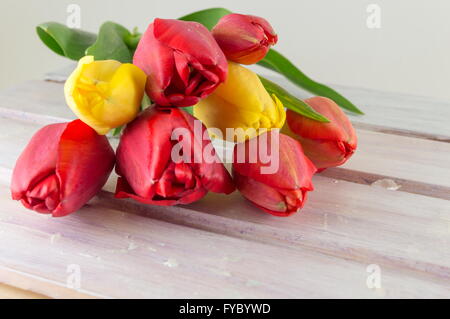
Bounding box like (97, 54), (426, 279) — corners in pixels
(133, 24), (174, 106)
(53, 120), (115, 216)
(212, 14), (277, 65)
(115, 107), (235, 206)
(233, 132), (316, 191)
(154, 18), (227, 68)
(23, 174), (60, 214)
(11, 123), (67, 202)
(65, 56), (146, 134)
(293, 136), (353, 169)
(234, 171), (287, 212)
(12, 120), (115, 217)
(174, 162), (195, 189)
(232, 132), (314, 216)
(177, 109), (235, 195)
(116, 108), (169, 198)
(247, 15), (278, 43)
(115, 176), (208, 206)
(173, 50), (190, 88)
(288, 97), (356, 145)
(234, 171), (305, 217)
(193, 62), (286, 143)
(284, 96), (357, 170)
(134, 19), (227, 107)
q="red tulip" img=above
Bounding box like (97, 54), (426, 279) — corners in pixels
(284, 96), (357, 171)
(133, 18), (228, 107)
(212, 13), (278, 65)
(11, 120), (115, 217)
(115, 107), (235, 206)
(232, 131), (316, 217)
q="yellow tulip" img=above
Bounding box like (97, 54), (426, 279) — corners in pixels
(193, 61), (285, 142)
(64, 56), (146, 135)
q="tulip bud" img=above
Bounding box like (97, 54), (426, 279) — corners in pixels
(133, 19), (228, 107)
(193, 61), (286, 143)
(212, 13), (278, 65)
(283, 96), (357, 171)
(115, 107), (235, 206)
(232, 131), (316, 216)
(64, 55), (147, 135)
(11, 120), (115, 217)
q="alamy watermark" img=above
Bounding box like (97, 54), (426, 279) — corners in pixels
(171, 120), (280, 174)
(366, 264), (382, 289)
(66, 264), (82, 290)
(366, 4), (381, 29)
(66, 4), (81, 29)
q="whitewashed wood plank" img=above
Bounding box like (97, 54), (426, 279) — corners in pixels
(92, 173), (450, 281)
(0, 80), (73, 124)
(0, 179), (448, 298)
(0, 119), (44, 170)
(337, 84), (450, 141)
(185, 176), (450, 276)
(43, 64), (76, 83)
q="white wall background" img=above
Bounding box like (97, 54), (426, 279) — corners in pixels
(1, 0), (449, 101)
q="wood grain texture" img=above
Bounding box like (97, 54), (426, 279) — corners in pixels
(94, 176), (450, 281)
(0, 80), (72, 125)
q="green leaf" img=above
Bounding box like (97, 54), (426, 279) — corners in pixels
(124, 27), (142, 51)
(36, 22), (97, 60)
(259, 76), (329, 122)
(258, 49), (364, 115)
(85, 22), (133, 63)
(141, 93), (152, 111)
(183, 106), (194, 115)
(179, 7), (231, 30)
(112, 126), (123, 137)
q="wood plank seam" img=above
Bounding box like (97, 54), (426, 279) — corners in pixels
(0, 108), (67, 126)
(320, 168), (450, 201)
(353, 122), (450, 143)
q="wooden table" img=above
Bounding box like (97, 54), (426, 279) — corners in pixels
(0, 67), (449, 298)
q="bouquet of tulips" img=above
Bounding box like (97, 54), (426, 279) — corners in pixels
(11, 8), (358, 218)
